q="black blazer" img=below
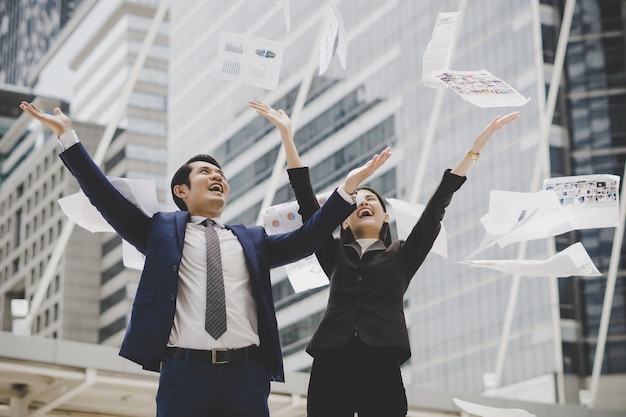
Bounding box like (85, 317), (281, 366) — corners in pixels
(288, 168), (465, 364)
(59, 143), (356, 381)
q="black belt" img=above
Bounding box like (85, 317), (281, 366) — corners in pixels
(163, 345), (258, 364)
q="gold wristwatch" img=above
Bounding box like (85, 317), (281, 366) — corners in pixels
(466, 150), (480, 162)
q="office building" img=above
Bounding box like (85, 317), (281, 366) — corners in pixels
(169, 0), (624, 408)
(543, 0), (626, 403)
(0, 95), (105, 343)
(0, 0), (83, 86)
(0, 0), (169, 346)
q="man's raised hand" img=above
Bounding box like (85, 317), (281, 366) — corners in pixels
(20, 101), (71, 138)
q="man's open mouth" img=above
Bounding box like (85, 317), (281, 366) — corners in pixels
(209, 184), (223, 193)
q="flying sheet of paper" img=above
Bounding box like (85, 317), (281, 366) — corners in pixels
(284, 255), (328, 292)
(58, 191), (115, 234)
(544, 174), (620, 230)
(214, 31), (285, 90)
(465, 189), (565, 258)
(386, 198), (447, 258)
(461, 242), (602, 277)
(121, 240), (147, 270)
(263, 193), (331, 292)
(422, 11), (461, 89)
(453, 398), (536, 417)
(434, 69), (530, 108)
(57, 178), (160, 270)
(319, 2), (347, 75)
(467, 174), (621, 258)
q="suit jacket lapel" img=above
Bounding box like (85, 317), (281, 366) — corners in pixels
(174, 211), (190, 254)
(226, 225), (260, 285)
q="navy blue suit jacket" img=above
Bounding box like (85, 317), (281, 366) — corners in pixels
(59, 143), (355, 382)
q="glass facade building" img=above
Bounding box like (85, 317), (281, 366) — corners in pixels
(0, 0), (82, 86)
(545, 0), (626, 378)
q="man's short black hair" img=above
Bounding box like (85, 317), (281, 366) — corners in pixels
(170, 154), (221, 211)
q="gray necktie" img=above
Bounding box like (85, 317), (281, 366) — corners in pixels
(202, 219), (227, 339)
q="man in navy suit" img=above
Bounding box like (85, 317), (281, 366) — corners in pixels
(20, 101), (390, 417)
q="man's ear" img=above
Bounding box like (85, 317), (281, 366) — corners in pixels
(173, 184), (188, 199)
(342, 220), (349, 230)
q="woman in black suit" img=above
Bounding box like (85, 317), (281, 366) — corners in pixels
(249, 100), (519, 417)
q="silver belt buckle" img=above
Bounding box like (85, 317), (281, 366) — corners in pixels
(211, 348), (230, 364)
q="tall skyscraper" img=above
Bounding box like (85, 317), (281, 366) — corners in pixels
(0, 0), (83, 86)
(0, 0), (169, 346)
(543, 0), (626, 397)
(168, 0), (624, 408)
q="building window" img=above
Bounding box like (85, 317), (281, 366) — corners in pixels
(14, 209), (22, 246)
(280, 310), (324, 354)
(101, 260), (125, 284)
(105, 147), (126, 172)
(102, 235), (122, 256)
(100, 287), (126, 313)
(272, 278), (295, 305)
(99, 316), (127, 342)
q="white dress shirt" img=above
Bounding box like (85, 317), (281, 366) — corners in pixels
(167, 217), (260, 350)
(57, 129), (355, 350)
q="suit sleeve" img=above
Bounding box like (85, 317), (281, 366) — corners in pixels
(286, 168), (343, 277)
(401, 169), (466, 279)
(59, 142), (152, 253)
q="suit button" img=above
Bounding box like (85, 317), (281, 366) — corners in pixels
(172, 265), (178, 272)
(356, 276), (363, 282)
(170, 294), (175, 301)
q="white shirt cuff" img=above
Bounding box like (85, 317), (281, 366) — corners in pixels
(336, 185), (356, 204)
(57, 129), (79, 151)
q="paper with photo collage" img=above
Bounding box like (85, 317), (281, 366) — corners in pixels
(423, 13), (530, 107)
(463, 174), (619, 277)
(468, 174), (620, 258)
(434, 69), (530, 108)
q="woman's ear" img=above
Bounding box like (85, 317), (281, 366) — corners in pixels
(383, 212), (390, 223)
